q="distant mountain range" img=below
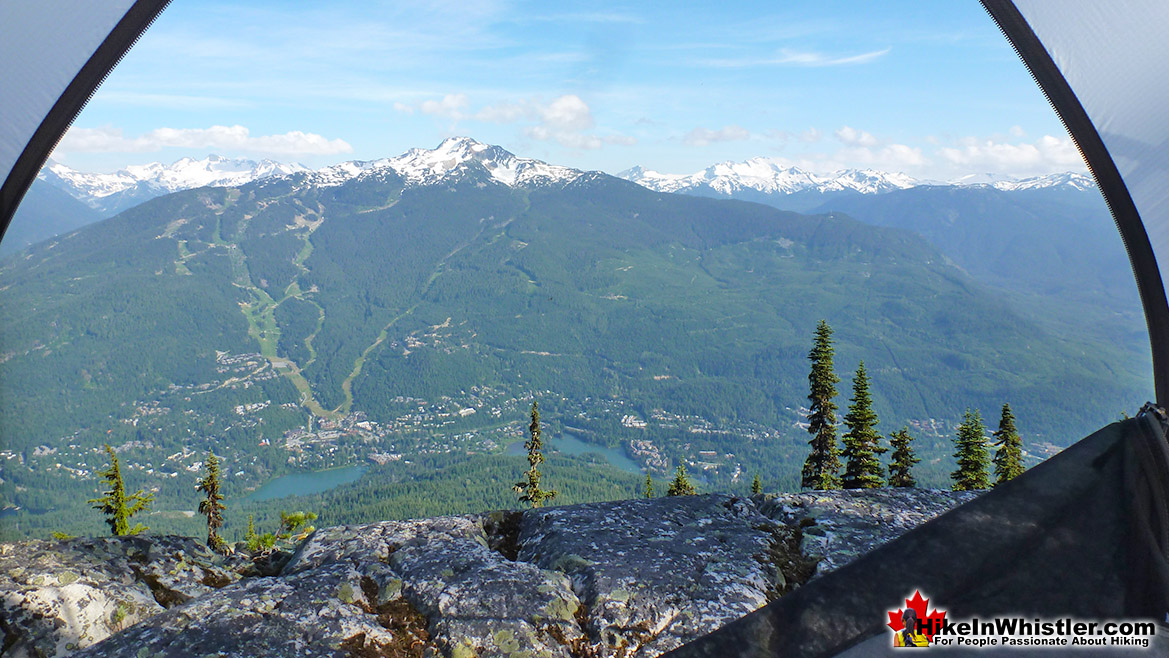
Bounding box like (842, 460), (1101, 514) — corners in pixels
(618, 160), (1095, 197)
(4, 140), (1100, 258)
(27, 144), (1097, 225)
(619, 158), (1134, 322)
(3, 137), (1141, 344)
(41, 138), (585, 215)
(41, 155), (311, 217)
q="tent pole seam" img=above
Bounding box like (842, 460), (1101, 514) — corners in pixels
(0, 0), (173, 241)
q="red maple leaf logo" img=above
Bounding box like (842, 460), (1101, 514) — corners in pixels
(887, 590), (947, 642)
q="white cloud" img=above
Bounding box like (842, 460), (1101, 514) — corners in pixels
(835, 143), (927, 170)
(699, 47), (890, 68)
(799, 128), (822, 143)
(419, 93), (470, 120)
(57, 125), (353, 156)
(398, 93), (633, 150)
(938, 135), (1083, 177)
(834, 125), (879, 147)
(760, 130), (1083, 179)
(539, 95), (594, 132)
(684, 125), (751, 147)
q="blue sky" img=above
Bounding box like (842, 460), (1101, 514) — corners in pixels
(54, 0), (1086, 180)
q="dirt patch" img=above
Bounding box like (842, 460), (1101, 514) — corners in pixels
(341, 576), (432, 657)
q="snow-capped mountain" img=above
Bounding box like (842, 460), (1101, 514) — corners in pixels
(619, 159), (919, 197)
(41, 155), (310, 216)
(619, 160), (1095, 199)
(40, 139), (586, 217)
(987, 172), (1097, 192)
(40, 140), (1098, 222)
(305, 136), (583, 190)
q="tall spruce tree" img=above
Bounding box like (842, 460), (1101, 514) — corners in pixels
(952, 408), (990, 491)
(88, 444), (154, 536)
(841, 361), (886, 488)
(992, 404), (1024, 486)
(245, 515), (259, 551)
(887, 427), (919, 488)
(802, 320), (842, 490)
(513, 400), (557, 508)
(751, 473), (763, 495)
(196, 451), (227, 552)
(644, 472), (655, 498)
(667, 464), (697, 496)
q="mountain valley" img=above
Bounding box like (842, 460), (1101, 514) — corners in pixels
(0, 138), (1151, 539)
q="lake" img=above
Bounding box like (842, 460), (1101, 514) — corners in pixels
(506, 432), (642, 474)
(241, 464), (368, 502)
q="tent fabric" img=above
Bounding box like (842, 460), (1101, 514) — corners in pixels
(665, 410), (1169, 657)
(982, 0), (1169, 405)
(0, 0), (171, 236)
(1008, 0), (1169, 293)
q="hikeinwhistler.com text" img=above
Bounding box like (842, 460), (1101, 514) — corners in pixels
(919, 617), (1157, 649)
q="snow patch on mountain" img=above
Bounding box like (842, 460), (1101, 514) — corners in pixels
(307, 137), (582, 189)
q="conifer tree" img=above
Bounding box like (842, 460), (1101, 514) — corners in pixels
(513, 400), (557, 508)
(952, 409), (990, 491)
(88, 444), (154, 536)
(802, 320), (842, 490)
(644, 472), (655, 498)
(887, 427), (920, 488)
(841, 361), (886, 488)
(196, 451), (227, 552)
(992, 404), (1025, 486)
(751, 473), (763, 495)
(245, 514), (259, 552)
(667, 464), (697, 496)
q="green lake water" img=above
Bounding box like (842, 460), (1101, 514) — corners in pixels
(241, 465), (368, 502)
(506, 432), (642, 474)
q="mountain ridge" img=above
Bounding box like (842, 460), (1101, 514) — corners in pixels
(40, 139), (1096, 220)
(618, 160), (1096, 197)
(40, 138), (587, 218)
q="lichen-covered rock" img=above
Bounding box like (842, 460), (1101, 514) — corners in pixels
(291, 513), (585, 658)
(388, 528), (584, 658)
(284, 515), (488, 574)
(70, 561), (428, 658)
(0, 535), (244, 657)
(756, 488), (981, 575)
(518, 494), (792, 657)
(8, 489), (975, 658)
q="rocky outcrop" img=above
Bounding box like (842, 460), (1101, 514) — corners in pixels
(516, 495), (801, 656)
(757, 488), (981, 575)
(2, 488), (977, 658)
(0, 535), (246, 658)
